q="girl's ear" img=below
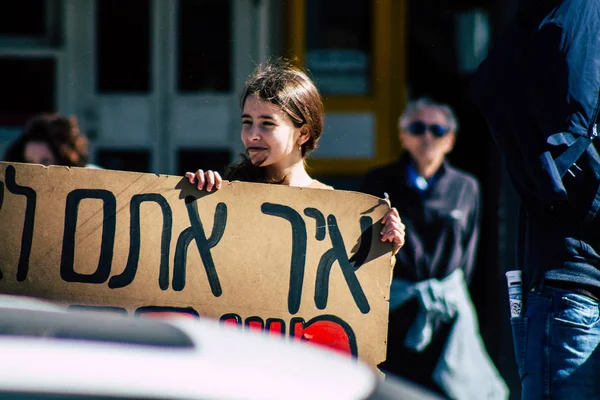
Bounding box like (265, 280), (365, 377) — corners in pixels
(297, 125), (311, 146)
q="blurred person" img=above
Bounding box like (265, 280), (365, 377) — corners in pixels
(4, 113), (97, 168)
(185, 58), (405, 256)
(474, 0), (600, 398)
(360, 98), (507, 399)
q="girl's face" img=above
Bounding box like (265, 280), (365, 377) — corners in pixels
(24, 141), (56, 166)
(241, 94), (307, 170)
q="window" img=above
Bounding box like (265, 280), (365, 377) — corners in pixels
(305, 0), (372, 95)
(287, 0), (405, 175)
(177, 149), (231, 176)
(177, 0), (232, 92)
(96, 0), (151, 93)
(0, 0), (62, 46)
(0, 1), (46, 37)
(96, 149), (150, 173)
(0, 57), (55, 126)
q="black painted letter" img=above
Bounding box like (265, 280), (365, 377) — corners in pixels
(5, 165), (37, 282)
(262, 203), (307, 315)
(304, 207), (326, 241)
(108, 194), (173, 290)
(173, 197), (227, 296)
(314, 215), (373, 313)
(60, 189), (116, 283)
(0, 180), (3, 280)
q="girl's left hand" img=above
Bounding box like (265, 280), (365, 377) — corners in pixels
(381, 207), (405, 255)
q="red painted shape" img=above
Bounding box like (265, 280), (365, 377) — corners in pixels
(291, 320), (305, 341)
(246, 320), (264, 331)
(292, 319), (352, 356)
(221, 316), (241, 327)
(266, 320), (284, 337)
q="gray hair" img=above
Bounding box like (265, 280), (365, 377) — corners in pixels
(398, 97), (459, 133)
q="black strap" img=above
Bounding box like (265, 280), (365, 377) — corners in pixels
(554, 135), (594, 178)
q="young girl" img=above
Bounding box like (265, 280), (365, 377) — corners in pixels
(185, 59), (405, 254)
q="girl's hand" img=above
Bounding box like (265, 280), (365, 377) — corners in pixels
(381, 207), (405, 255)
(185, 169), (222, 192)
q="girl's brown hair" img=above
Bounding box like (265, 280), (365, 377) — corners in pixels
(240, 59), (324, 157)
(225, 59), (324, 182)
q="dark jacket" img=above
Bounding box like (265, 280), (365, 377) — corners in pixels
(360, 156), (481, 284)
(473, 0), (600, 228)
(473, 0), (600, 290)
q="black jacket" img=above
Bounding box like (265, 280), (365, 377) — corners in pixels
(473, 0), (600, 228)
(473, 0), (600, 290)
(360, 156), (481, 283)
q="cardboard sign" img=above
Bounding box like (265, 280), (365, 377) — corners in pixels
(0, 162), (394, 367)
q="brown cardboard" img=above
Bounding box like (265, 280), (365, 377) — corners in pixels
(0, 161), (394, 367)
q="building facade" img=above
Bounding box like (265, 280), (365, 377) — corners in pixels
(0, 0), (407, 180)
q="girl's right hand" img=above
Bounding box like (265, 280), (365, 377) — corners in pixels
(185, 169), (222, 192)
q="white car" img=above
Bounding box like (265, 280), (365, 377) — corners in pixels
(0, 295), (441, 400)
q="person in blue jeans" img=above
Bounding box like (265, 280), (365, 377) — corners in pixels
(474, 0), (600, 398)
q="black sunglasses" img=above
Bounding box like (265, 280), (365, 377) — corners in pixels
(407, 121), (450, 138)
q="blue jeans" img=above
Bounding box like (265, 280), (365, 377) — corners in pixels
(511, 286), (600, 399)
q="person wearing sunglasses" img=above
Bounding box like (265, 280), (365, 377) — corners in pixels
(360, 98), (506, 399)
